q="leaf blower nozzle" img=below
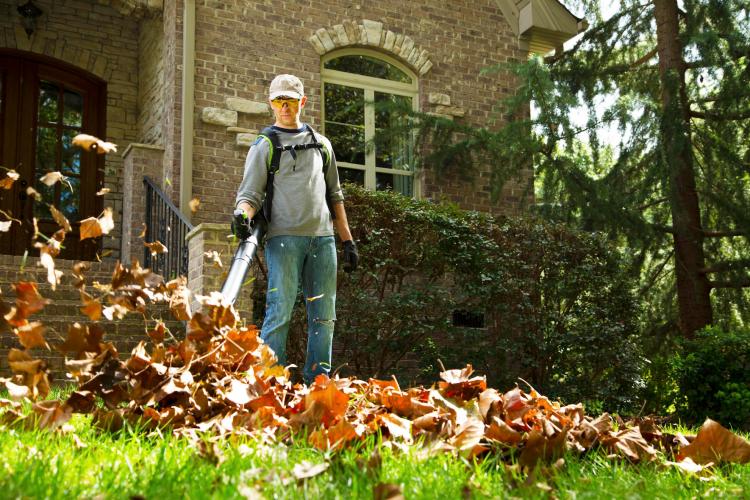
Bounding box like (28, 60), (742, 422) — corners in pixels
(220, 210), (266, 305)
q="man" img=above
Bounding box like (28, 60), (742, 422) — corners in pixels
(234, 74), (358, 384)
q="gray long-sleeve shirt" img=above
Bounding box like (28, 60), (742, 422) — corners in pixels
(234, 125), (344, 239)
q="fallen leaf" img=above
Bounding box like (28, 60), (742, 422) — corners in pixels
(189, 197), (201, 213)
(4, 380), (30, 400)
(39, 251), (62, 290)
(0, 169), (19, 189)
(380, 413), (413, 442)
(678, 419), (750, 464)
(144, 240), (168, 256)
(49, 205), (72, 232)
(665, 457), (714, 474)
(39, 171), (65, 186)
(373, 483), (404, 500)
(26, 187), (42, 201)
(204, 250), (223, 269)
(486, 416), (522, 445)
(80, 207), (114, 240)
(32, 400), (73, 430)
(16, 321), (48, 350)
(72, 134), (118, 154)
(292, 460), (329, 480)
(79, 290), (102, 321)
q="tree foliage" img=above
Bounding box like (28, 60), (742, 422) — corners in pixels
(384, 0), (750, 338)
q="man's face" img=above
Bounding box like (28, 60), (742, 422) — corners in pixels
(270, 95), (307, 128)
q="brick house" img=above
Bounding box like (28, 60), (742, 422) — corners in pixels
(0, 0), (582, 375)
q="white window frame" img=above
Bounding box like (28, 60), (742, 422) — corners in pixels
(321, 48), (420, 198)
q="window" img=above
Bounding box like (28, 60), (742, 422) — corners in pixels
(0, 51), (105, 259)
(322, 50), (418, 197)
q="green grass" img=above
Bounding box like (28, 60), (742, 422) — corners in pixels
(1, 391), (749, 498)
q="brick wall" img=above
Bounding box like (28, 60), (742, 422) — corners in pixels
(187, 0), (531, 227)
(0, 0), (142, 261)
(137, 15), (164, 145)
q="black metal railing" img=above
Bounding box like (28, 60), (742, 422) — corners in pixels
(143, 176), (194, 279)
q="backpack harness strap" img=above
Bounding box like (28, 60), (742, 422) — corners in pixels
(258, 124), (334, 222)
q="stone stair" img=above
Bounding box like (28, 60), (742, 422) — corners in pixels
(0, 254), (186, 381)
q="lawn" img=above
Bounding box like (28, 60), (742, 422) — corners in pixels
(1, 390), (749, 499)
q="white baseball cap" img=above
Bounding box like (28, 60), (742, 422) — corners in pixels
(269, 74), (304, 100)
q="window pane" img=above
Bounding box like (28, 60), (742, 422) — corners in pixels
(38, 81), (59, 124)
(325, 122), (365, 165)
(60, 175), (80, 221)
(62, 129), (81, 175)
(375, 92), (413, 170)
(325, 55), (411, 83)
(377, 172), (413, 196)
(324, 83), (364, 126)
(338, 167), (365, 186)
(33, 183), (55, 219)
(36, 126), (57, 172)
(63, 89), (83, 127)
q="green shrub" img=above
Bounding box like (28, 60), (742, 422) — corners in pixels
(255, 184), (644, 411)
(672, 326), (750, 430)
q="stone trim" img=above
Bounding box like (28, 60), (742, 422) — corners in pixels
(308, 20), (434, 76)
(109, 0), (164, 18)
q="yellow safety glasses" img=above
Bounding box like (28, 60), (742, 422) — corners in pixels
(270, 97), (301, 110)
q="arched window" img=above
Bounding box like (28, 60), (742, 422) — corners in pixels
(321, 49), (418, 197)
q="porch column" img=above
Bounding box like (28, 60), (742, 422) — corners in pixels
(186, 223), (257, 323)
(122, 143), (165, 264)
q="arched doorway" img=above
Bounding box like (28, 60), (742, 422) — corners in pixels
(0, 50), (106, 260)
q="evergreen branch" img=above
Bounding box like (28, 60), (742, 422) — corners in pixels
(629, 47), (659, 68)
(690, 109), (750, 121)
(638, 198), (669, 210)
(639, 249), (675, 297)
(702, 229), (748, 237)
(708, 278), (750, 289)
(544, 2), (652, 65)
(699, 259), (750, 274)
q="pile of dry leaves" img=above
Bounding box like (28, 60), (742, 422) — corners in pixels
(1, 136), (749, 475)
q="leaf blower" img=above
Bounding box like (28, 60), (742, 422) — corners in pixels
(220, 209), (266, 305)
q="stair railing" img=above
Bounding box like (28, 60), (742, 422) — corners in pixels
(143, 176), (194, 279)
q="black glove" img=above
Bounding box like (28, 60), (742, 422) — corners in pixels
(231, 209), (253, 240)
(342, 240), (358, 273)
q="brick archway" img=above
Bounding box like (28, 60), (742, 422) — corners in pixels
(308, 20), (434, 76)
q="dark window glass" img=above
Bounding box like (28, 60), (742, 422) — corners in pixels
(63, 89), (83, 127)
(324, 55), (411, 83)
(36, 126), (57, 174)
(324, 83), (363, 125)
(325, 122), (365, 165)
(59, 175), (80, 221)
(376, 172), (413, 196)
(338, 167), (365, 186)
(38, 81), (59, 124)
(62, 129), (81, 175)
(375, 91), (412, 170)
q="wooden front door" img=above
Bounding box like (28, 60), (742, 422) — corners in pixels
(0, 50), (105, 260)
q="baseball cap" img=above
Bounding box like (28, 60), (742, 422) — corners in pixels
(269, 74), (304, 100)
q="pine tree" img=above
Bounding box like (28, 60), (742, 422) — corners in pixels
(394, 0), (750, 337)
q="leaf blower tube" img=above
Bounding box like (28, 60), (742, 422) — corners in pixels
(220, 209), (266, 305)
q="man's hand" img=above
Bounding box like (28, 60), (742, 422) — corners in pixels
(342, 240), (358, 273)
(231, 209), (254, 240)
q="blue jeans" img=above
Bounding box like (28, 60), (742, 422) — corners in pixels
(260, 235), (337, 383)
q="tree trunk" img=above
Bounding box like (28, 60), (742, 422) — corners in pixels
(653, 0), (713, 336)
